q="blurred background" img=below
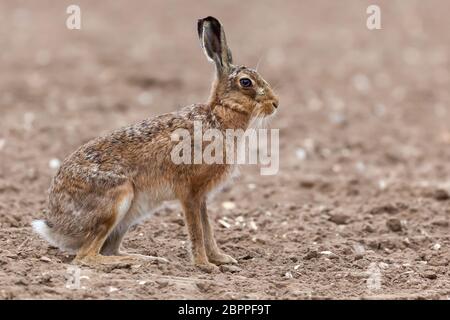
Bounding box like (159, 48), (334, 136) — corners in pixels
(0, 0), (449, 299)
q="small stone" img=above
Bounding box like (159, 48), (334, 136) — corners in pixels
(422, 271), (437, 280)
(155, 279), (169, 288)
(329, 213), (350, 225)
(295, 148), (307, 160)
(378, 180), (387, 190)
(353, 243), (366, 255)
(431, 220), (448, 227)
(40, 256), (51, 262)
(108, 287), (119, 293)
(386, 218), (402, 232)
(320, 251), (339, 259)
(218, 219), (231, 229)
(403, 238), (411, 246)
(304, 250), (319, 260)
(433, 189), (450, 201)
(48, 158), (61, 170)
(369, 204), (399, 215)
(196, 281), (212, 292)
(432, 243), (441, 251)
(354, 254), (363, 261)
(222, 201), (236, 210)
(170, 217), (185, 226)
(299, 179), (315, 189)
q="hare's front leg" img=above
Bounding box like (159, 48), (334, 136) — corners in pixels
(200, 200), (237, 265)
(180, 197), (219, 272)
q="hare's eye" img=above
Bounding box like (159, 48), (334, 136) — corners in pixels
(239, 78), (252, 88)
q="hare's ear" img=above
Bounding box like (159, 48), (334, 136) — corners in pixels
(197, 16), (233, 75)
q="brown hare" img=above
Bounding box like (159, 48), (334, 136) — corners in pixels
(32, 16), (279, 272)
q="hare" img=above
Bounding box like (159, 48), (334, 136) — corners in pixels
(32, 16), (279, 272)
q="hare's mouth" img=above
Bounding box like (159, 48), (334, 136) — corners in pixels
(262, 102), (278, 117)
(251, 101), (278, 119)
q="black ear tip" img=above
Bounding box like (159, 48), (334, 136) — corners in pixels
(199, 16), (222, 28)
(197, 19), (204, 38)
(203, 16), (219, 22)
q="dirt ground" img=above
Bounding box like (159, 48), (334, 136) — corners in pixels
(1, 0), (449, 299)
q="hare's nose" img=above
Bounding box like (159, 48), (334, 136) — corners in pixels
(272, 102), (279, 109)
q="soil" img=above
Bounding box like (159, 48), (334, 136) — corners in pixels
(0, 0), (449, 299)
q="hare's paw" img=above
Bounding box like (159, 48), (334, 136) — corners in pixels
(119, 252), (169, 264)
(73, 254), (137, 266)
(208, 253), (237, 266)
(195, 261), (220, 273)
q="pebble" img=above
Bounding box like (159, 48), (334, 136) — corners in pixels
(196, 281), (212, 292)
(295, 148), (307, 160)
(386, 218), (402, 232)
(320, 251), (339, 259)
(432, 243), (441, 251)
(299, 179), (315, 189)
(329, 213), (350, 225)
(378, 180), (387, 190)
(48, 158), (61, 170)
(432, 189), (449, 201)
(353, 243), (365, 253)
(218, 219), (231, 229)
(222, 201), (236, 210)
(431, 220), (449, 227)
(369, 204), (399, 215)
(285, 272), (293, 279)
(155, 279), (169, 288)
(40, 256), (51, 263)
(304, 250), (319, 260)
(249, 220), (258, 231)
(422, 271), (437, 280)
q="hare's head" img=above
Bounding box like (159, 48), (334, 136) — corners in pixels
(198, 16), (279, 118)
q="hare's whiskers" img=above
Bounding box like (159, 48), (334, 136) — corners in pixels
(255, 53), (265, 72)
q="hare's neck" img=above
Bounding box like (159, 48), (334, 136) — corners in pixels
(208, 78), (251, 129)
(210, 100), (250, 130)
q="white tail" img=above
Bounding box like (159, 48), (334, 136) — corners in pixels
(31, 219), (80, 253)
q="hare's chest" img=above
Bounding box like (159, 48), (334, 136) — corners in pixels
(131, 185), (176, 222)
(206, 165), (240, 199)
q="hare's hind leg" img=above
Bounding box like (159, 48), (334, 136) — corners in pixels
(100, 221), (169, 263)
(200, 200), (237, 265)
(73, 182), (139, 266)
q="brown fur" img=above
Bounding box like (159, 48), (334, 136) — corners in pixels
(33, 16), (278, 272)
